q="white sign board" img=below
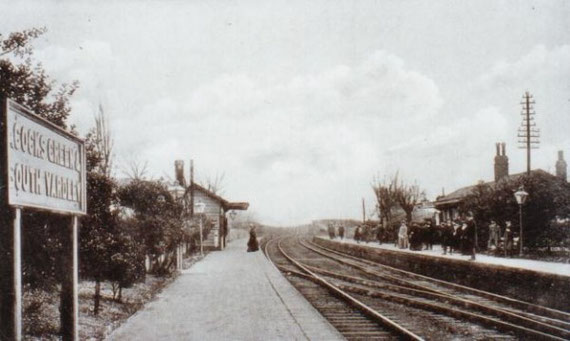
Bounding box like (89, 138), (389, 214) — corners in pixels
(4, 99), (87, 215)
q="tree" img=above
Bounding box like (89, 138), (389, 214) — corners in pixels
(122, 158), (149, 180)
(106, 227), (145, 303)
(118, 180), (185, 275)
(372, 173), (399, 230)
(519, 172), (570, 248)
(0, 27), (79, 337)
(0, 27), (78, 128)
(81, 109), (146, 314)
(460, 171), (570, 250)
(80, 110), (119, 315)
(93, 104), (113, 176)
(395, 178), (424, 223)
(1, 27), (79, 290)
(200, 171), (226, 195)
(79, 170), (118, 315)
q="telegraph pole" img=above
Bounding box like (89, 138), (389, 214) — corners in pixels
(518, 92), (540, 174)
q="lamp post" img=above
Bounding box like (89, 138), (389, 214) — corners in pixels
(514, 186), (529, 256)
(194, 201), (206, 256)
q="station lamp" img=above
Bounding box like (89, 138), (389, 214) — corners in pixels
(514, 186), (529, 256)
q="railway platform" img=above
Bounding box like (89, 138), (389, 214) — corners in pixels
(321, 236), (570, 277)
(108, 237), (343, 341)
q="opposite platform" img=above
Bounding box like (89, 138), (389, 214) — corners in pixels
(108, 238), (343, 341)
(323, 236), (570, 277)
(315, 236), (570, 312)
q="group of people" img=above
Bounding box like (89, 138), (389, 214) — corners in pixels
(326, 217), (518, 259)
(327, 223), (345, 240)
(397, 220), (438, 251)
(327, 223), (382, 244)
(430, 216), (477, 260)
(397, 216), (518, 259)
(487, 220), (517, 257)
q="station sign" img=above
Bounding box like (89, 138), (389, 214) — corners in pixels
(4, 98), (87, 215)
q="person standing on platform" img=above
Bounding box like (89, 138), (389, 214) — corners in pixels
(376, 223), (383, 245)
(363, 224), (371, 243)
(465, 214), (477, 260)
(487, 220), (500, 251)
(425, 221), (435, 250)
(441, 221), (454, 255)
(338, 224), (345, 240)
(504, 221), (514, 258)
(354, 226), (362, 244)
(452, 220), (462, 254)
(247, 225), (259, 252)
(327, 223), (336, 239)
(398, 220), (409, 249)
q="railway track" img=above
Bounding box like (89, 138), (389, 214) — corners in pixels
(265, 234), (570, 340)
(265, 236), (420, 340)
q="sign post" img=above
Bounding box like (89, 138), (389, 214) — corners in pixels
(13, 207), (22, 341)
(1, 98), (86, 340)
(60, 215), (79, 340)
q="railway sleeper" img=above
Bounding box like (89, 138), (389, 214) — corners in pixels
(337, 283), (568, 341)
(307, 264), (570, 335)
(309, 239), (570, 323)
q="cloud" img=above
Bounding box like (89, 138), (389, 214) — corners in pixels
(182, 51), (442, 174)
(476, 44), (570, 173)
(34, 40), (568, 225)
(35, 40), (126, 134)
(480, 45), (570, 87)
(68, 48), (529, 225)
(126, 50), (444, 224)
(45, 49), (444, 224)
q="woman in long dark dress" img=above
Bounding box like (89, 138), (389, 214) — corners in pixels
(247, 226), (259, 252)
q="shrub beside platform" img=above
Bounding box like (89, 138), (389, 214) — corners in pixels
(313, 237), (570, 312)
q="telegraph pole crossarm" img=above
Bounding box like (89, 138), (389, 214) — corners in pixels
(518, 92), (540, 175)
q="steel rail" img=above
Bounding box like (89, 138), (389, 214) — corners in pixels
(269, 235), (425, 341)
(308, 238), (570, 323)
(300, 238), (569, 340)
(299, 261), (569, 340)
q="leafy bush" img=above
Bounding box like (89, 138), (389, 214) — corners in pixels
(23, 288), (59, 337)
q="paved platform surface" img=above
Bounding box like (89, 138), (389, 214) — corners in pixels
(321, 236), (570, 277)
(108, 238), (343, 340)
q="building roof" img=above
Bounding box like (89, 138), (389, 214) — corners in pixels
(190, 182), (249, 211)
(435, 169), (552, 207)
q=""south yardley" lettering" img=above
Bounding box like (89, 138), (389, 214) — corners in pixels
(12, 163), (82, 204)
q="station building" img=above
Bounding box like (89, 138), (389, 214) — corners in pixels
(171, 160), (249, 251)
(435, 143), (568, 221)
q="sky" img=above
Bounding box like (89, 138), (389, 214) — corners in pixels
(2, 0), (569, 225)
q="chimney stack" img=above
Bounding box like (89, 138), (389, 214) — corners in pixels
(556, 150), (567, 181)
(174, 160), (186, 186)
(494, 142), (509, 182)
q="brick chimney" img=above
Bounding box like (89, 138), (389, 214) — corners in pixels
(494, 142), (509, 182)
(556, 150), (567, 181)
(174, 160), (186, 186)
